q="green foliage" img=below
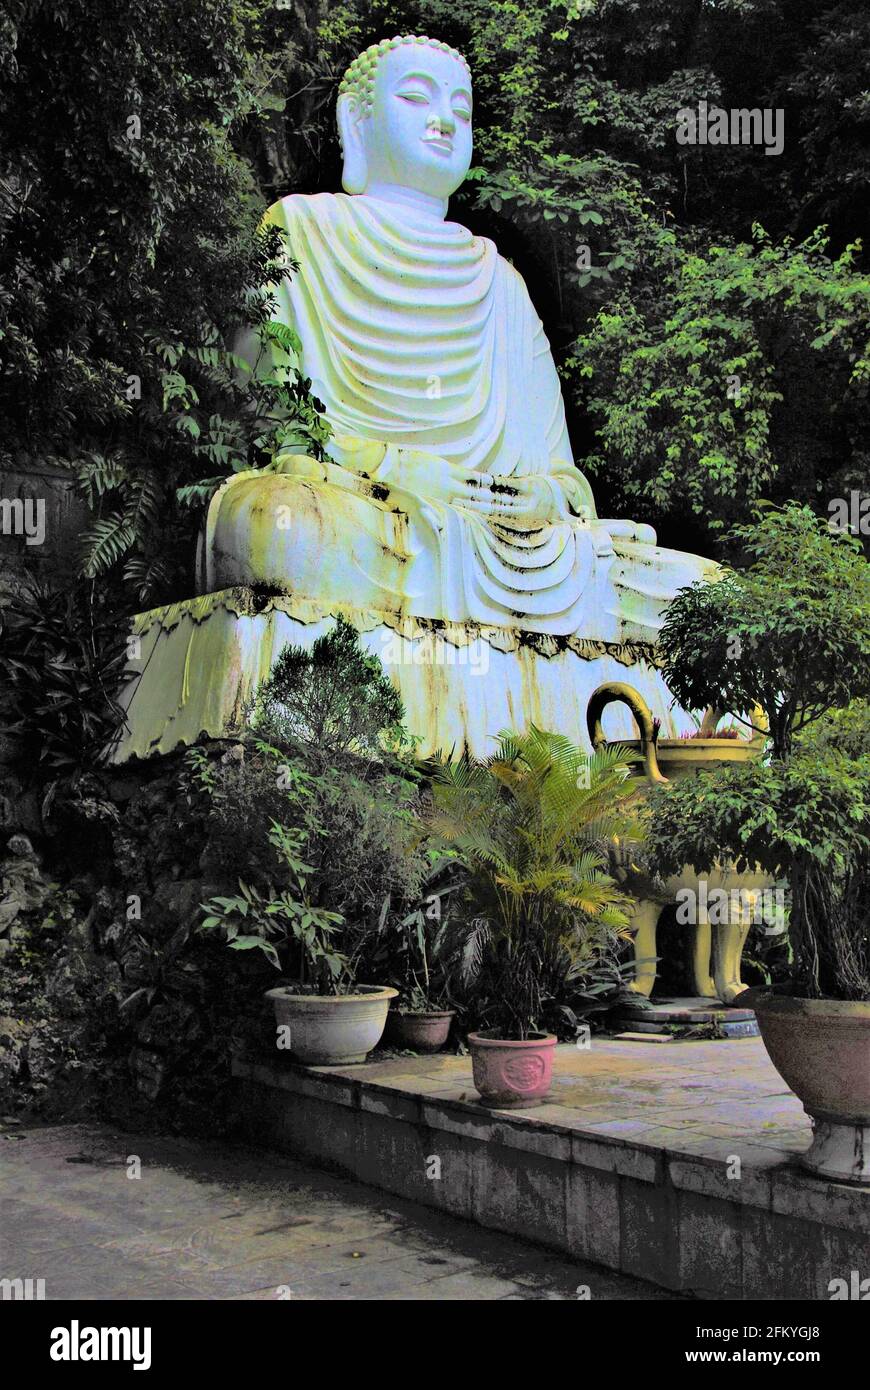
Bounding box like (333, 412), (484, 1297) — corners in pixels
(245, 319), (334, 462)
(535, 934), (645, 1037)
(569, 230), (870, 529)
(200, 820), (346, 986)
(250, 615), (408, 769)
(657, 504), (870, 756)
(378, 855), (468, 1011)
(0, 0), (327, 603)
(645, 754), (868, 888)
(192, 620), (427, 993)
(795, 699), (870, 763)
(426, 727), (639, 1037)
(175, 305), (334, 517)
(647, 516), (870, 1000)
(0, 581), (128, 776)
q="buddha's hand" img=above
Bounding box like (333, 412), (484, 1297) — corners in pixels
(460, 473), (564, 524)
(323, 436), (492, 508)
(326, 438), (568, 520)
(361, 445), (510, 511)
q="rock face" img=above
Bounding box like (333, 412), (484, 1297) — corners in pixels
(0, 833), (76, 1102)
(0, 836), (50, 952)
(0, 757), (274, 1132)
(0, 462), (90, 584)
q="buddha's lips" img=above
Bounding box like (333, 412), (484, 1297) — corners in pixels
(423, 135), (453, 152)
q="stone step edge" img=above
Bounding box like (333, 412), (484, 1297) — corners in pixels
(232, 1058), (869, 1233)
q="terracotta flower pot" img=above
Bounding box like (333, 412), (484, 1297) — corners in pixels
(468, 1030), (558, 1108)
(266, 984), (397, 1065)
(754, 995), (870, 1184)
(385, 1008), (454, 1053)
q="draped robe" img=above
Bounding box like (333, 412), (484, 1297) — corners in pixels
(205, 192), (716, 642)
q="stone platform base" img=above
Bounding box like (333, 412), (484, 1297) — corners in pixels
(232, 1039), (869, 1300)
(111, 586), (698, 762)
(617, 997), (760, 1040)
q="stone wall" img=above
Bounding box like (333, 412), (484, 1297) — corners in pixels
(0, 461), (88, 589)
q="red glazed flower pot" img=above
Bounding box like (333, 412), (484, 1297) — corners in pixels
(468, 1030), (558, 1107)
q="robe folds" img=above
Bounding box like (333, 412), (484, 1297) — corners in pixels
(206, 192), (715, 641)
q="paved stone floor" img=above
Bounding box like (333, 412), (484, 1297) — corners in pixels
(1, 1122), (683, 1300)
(333, 1035), (811, 1168)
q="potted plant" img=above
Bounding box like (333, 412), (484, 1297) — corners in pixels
(196, 618), (434, 1065)
(383, 867), (462, 1052)
(200, 819), (397, 1063)
(427, 726), (638, 1106)
(645, 504), (870, 1182)
(385, 986), (455, 1053)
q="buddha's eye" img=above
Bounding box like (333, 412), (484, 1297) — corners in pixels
(397, 91), (429, 105)
(454, 106), (472, 123)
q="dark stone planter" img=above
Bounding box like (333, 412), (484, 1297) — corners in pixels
(385, 1008), (454, 1053)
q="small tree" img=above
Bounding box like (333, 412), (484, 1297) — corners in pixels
(198, 617), (426, 991)
(250, 616), (406, 771)
(657, 504), (870, 758)
(646, 504), (870, 1000)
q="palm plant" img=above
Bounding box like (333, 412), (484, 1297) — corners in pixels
(426, 727), (642, 1039)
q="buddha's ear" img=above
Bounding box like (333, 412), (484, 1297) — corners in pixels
(337, 94), (368, 195)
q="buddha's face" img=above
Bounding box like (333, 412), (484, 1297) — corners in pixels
(360, 46), (473, 199)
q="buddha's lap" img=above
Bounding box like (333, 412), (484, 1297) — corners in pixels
(209, 468), (598, 596)
(205, 468), (713, 638)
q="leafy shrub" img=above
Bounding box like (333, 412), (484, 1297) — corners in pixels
(657, 504), (870, 758)
(426, 727), (640, 1038)
(0, 580), (128, 777)
(200, 815), (346, 987)
(368, 852), (468, 1013)
(645, 752), (870, 1001)
(647, 509), (870, 1000)
(195, 619), (428, 991)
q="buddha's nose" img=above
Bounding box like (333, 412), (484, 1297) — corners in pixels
(429, 102), (455, 136)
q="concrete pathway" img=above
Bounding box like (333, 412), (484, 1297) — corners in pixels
(1, 1122), (683, 1300)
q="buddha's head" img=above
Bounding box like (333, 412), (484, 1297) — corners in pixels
(337, 35), (473, 201)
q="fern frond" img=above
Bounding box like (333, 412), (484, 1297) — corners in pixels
(122, 470), (162, 532)
(122, 554), (171, 603)
(79, 513), (137, 577)
(177, 477), (227, 509)
(75, 451), (128, 506)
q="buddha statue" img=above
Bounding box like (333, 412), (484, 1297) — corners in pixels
(114, 34), (718, 762)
